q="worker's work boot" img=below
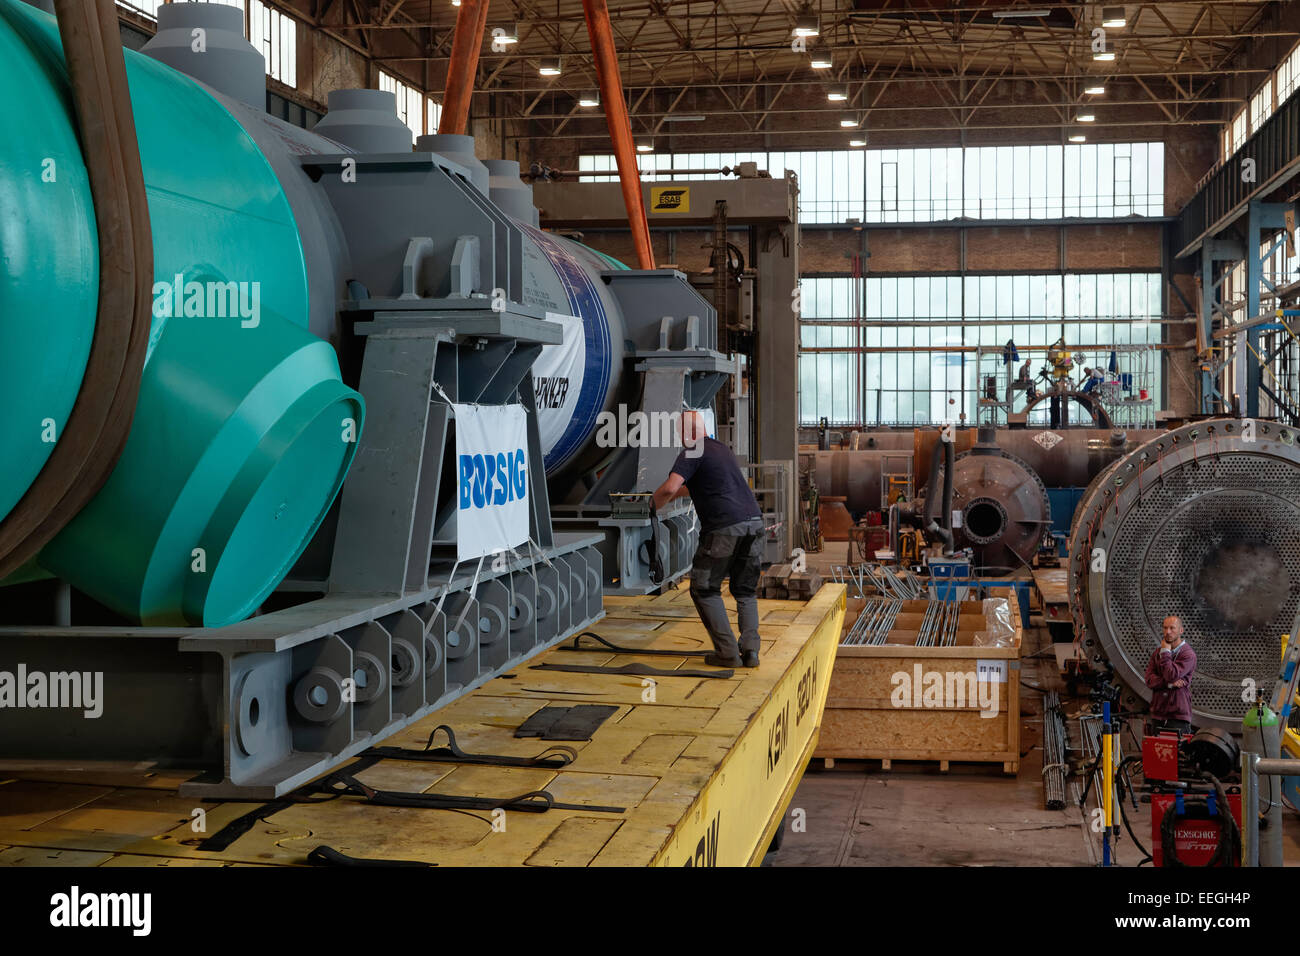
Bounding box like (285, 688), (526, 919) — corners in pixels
(741, 651), (759, 668)
(704, 652), (742, 668)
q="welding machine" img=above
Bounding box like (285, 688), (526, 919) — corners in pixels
(1141, 728), (1242, 867)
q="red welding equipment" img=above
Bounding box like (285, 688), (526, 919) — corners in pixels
(1141, 729), (1243, 868)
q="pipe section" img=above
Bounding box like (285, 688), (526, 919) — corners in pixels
(439, 0), (489, 136)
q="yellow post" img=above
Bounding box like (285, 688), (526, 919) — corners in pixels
(1102, 732), (1113, 829)
(1111, 725), (1122, 836)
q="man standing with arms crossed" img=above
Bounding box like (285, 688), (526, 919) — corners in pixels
(652, 411), (765, 668)
(1144, 615), (1197, 734)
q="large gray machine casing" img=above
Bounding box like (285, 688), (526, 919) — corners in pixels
(0, 2), (727, 798)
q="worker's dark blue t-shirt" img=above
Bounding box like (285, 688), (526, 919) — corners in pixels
(670, 437), (761, 532)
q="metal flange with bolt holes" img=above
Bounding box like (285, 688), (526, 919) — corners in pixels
(1068, 419), (1300, 731)
(938, 446), (1050, 571)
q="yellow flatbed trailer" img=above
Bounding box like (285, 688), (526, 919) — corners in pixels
(0, 586), (844, 867)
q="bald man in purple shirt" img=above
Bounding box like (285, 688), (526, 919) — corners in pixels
(1144, 615), (1196, 734)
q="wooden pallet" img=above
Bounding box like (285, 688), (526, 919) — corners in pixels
(820, 754), (1020, 774)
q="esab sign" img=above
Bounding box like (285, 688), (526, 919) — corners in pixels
(649, 186), (690, 213)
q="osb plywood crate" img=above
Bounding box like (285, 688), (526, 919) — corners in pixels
(816, 589), (1022, 774)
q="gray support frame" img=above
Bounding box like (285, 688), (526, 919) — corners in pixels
(0, 538), (603, 799)
(755, 222), (800, 475)
(0, 143), (610, 798)
(329, 328), (452, 595)
(550, 269), (730, 593)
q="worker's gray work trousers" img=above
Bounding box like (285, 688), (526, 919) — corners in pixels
(688, 517), (765, 661)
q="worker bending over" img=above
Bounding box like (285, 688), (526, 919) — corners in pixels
(1143, 615), (1196, 734)
(652, 411), (765, 668)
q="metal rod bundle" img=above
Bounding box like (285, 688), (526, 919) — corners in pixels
(880, 565), (924, 599)
(829, 565), (869, 598)
(940, 600), (958, 646)
(915, 600), (939, 647)
(842, 597), (902, 646)
(1075, 713), (1102, 821)
(912, 597), (961, 647)
(829, 563), (924, 601)
(1042, 691), (1068, 810)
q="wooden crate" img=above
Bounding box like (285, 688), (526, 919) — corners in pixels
(817, 597), (1022, 773)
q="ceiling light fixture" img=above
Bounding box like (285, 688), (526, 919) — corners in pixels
(495, 24), (519, 44)
(1084, 84), (1106, 95)
(1069, 133), (1087, 142)
(827, 86), (848, 101)
(793, 14), (819, 37)
(840, 115), (859, 128)
(811, 52), (833, 69)
(578, 90), (600, 107)
(636, 139), (654, 153)
(1093, 50), (1115, 61)
(1076, 112), (1096, 122)
(539, 57), (562, 76)
(991, 8), (1051, 17)
(849, 138), (867, 147)
(1101, 6), (1127, 28)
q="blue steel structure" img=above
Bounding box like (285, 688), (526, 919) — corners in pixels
(1176, 88), (1300, 421)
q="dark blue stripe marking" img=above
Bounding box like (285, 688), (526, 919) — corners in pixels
(522, 224), (612, 472)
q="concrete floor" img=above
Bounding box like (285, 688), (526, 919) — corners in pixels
(765, 548), (1300, 867)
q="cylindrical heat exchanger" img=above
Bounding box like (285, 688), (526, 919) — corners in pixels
(936, 432), (1051, 571)
(1068, 419), (1300, 731)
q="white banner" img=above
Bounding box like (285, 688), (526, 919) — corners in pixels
(697, 406), (717, 439)
(455, 404), (530, 561)
(533, 311), (585, 458)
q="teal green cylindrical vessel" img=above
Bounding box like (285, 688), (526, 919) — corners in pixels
(0, 2), (97, 526)
(1, 0), (363, 626)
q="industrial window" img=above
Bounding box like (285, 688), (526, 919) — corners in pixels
(880, 162), (898, 213)
(796, 273), (1164, 426)
(1232, 109), (1249, 152)
(1253, 234), (1300, 416)
(116, 0), (166, 16)
(1251, 79), (1275, 133)
(1279, 43), (1300, 105)
(1260, 232), (1300, 293)
(1113, 154), (1132, 212)
(1222, 40), (1300, 163)
(379, 70), (426, 144)
(374, 73), (440, 143)
(249, 0), (296, 88)
(579, 143), (1163, 224)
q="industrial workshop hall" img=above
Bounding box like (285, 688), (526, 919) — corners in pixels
(0, 0), (1295, 940)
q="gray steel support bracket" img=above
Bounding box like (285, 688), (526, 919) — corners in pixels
(303, 153), (524, 304)
(0, 535), (604, 799)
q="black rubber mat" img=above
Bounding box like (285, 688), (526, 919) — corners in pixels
(514, 704), (619, 741)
